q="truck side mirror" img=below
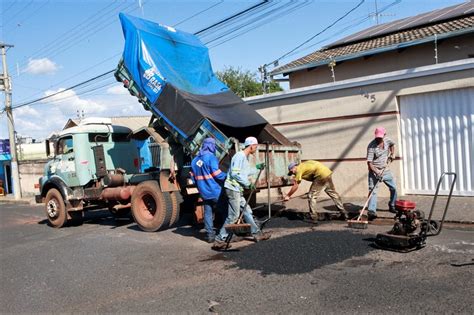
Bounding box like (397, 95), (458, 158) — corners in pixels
(45, 140), (50, 157)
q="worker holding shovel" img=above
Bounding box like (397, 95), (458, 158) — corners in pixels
(366, 127), (397, 220)
(284, 161), (348, 223)
(212, 136), (271, 250)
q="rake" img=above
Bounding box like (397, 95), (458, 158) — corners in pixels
(347, 164), (388, 229)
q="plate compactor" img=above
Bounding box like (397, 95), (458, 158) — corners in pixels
(374, 172), (457, 252)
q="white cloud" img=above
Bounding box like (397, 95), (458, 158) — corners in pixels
(24, 58), (58, 75)
(8, 88), (150, 140)
(106, 84), (129, 95)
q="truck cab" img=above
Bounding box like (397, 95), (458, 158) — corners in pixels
(37, 118), (140, 227)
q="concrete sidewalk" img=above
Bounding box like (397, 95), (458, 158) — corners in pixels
(0, 194), (36, 205)
(259, 194), (474, 224)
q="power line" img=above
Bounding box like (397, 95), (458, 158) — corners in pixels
(10, 70), (114, 111)
(173, 0), (224, 27)
(2, 0), (50, 35)
(16, 0), (131, 69)
(8, 0), (277, 111)
(207, 1), (311, 48)
(284, 0), (401, 59)
(195, 0), (270, 35)
(265, 0), (366, 68)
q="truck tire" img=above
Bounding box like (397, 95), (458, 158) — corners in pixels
(168, 191), (182, 227)
(44, 188), (67, 228)
(131, 181), (172, 232)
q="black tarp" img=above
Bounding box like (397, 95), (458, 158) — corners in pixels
(153, 84), (268, 137)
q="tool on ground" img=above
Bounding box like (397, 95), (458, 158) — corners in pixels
(347, 164), (389, 229)
(223, 167), (264, 249)
(374, 172), (457, 252)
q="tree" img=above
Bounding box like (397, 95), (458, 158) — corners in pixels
(215, 66), (283, 98)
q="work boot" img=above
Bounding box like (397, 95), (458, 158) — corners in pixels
(367, 211), (377, 221)
(212, 240), (230, 250)
(302, 213), (319, 225)
(252, 231), (271, 242)
(337, 212), (349, 221)
(388, 206), (397, 214)
(206, 234), (216, 244)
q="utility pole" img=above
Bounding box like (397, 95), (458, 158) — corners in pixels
(1, 43), (22, 199)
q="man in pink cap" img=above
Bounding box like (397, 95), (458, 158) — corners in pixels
(366, 126), (397, 220)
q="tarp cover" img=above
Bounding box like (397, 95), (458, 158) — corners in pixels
(119, 13), (267, 136)
(156, 84), (267, 136)
(119, 13), (228, 103)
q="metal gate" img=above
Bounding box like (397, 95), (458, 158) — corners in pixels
(399, 87), (474, 196)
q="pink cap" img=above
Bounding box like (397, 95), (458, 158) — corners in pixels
(374, 127), (386, 138)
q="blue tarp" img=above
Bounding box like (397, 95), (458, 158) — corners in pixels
(119, 13), (228, 103)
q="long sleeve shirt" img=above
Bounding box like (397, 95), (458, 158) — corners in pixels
(224, 151), (252, 192)
(191, 153), (226, 200)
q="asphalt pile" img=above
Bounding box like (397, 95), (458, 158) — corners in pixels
(225, 229), (374, 276)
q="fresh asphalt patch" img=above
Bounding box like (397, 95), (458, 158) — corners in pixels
(223, 229), (374, 276)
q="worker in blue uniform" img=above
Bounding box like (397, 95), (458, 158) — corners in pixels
(191, 137), (227, 243)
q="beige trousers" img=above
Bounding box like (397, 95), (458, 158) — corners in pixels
(308, 175), (345, 219)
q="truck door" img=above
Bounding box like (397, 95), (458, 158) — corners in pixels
(55, 136), (80, 187)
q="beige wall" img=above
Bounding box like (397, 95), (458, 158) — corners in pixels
(289, 34), (474, 89)
(249, 67), (474, 197)
(19, 160), (47, 197)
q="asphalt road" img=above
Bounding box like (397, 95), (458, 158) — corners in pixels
(1, 203), (473, 314)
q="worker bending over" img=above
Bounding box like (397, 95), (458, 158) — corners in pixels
(285, 160), (348, 223)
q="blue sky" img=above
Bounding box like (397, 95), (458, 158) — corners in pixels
(0, 0), (467, 140)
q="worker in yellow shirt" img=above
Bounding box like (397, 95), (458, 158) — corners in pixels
(284, 160), (348, 223)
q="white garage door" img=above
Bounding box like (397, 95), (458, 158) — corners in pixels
(399, 87), (474, 196)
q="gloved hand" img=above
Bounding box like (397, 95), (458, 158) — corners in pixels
(256, 163), (266, 170)
(388, 154), (395, 163)
(248, 183), (256, 191)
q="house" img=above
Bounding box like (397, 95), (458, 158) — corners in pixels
(271, 2), (474, 88)
(246, 2), (474, 198)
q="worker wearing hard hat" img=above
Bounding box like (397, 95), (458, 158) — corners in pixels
(285, 160), (348, 223)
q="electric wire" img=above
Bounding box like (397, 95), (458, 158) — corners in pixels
(272, 0), (402, 65)
(16, 0), (130, 69)
(173, 0), (224, 27)
(265, 0), (366, 68)
(8, 0), (292, 113)
(2, 0), (50, 35)
(208, 0), (311, 48)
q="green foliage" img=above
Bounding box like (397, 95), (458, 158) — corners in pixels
(216, 66), (283, 98)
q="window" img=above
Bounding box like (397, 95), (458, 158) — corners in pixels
(111, 133), (130, 142)
(57, 136), (73, 155)
(88, 133), (109, 143)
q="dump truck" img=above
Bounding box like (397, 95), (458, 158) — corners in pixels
(36, 13), (301, 231)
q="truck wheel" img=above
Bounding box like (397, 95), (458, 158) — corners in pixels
(131, 181), (172, 232)
(44, 188), (67, 228)
(168, 191), (182, 227)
